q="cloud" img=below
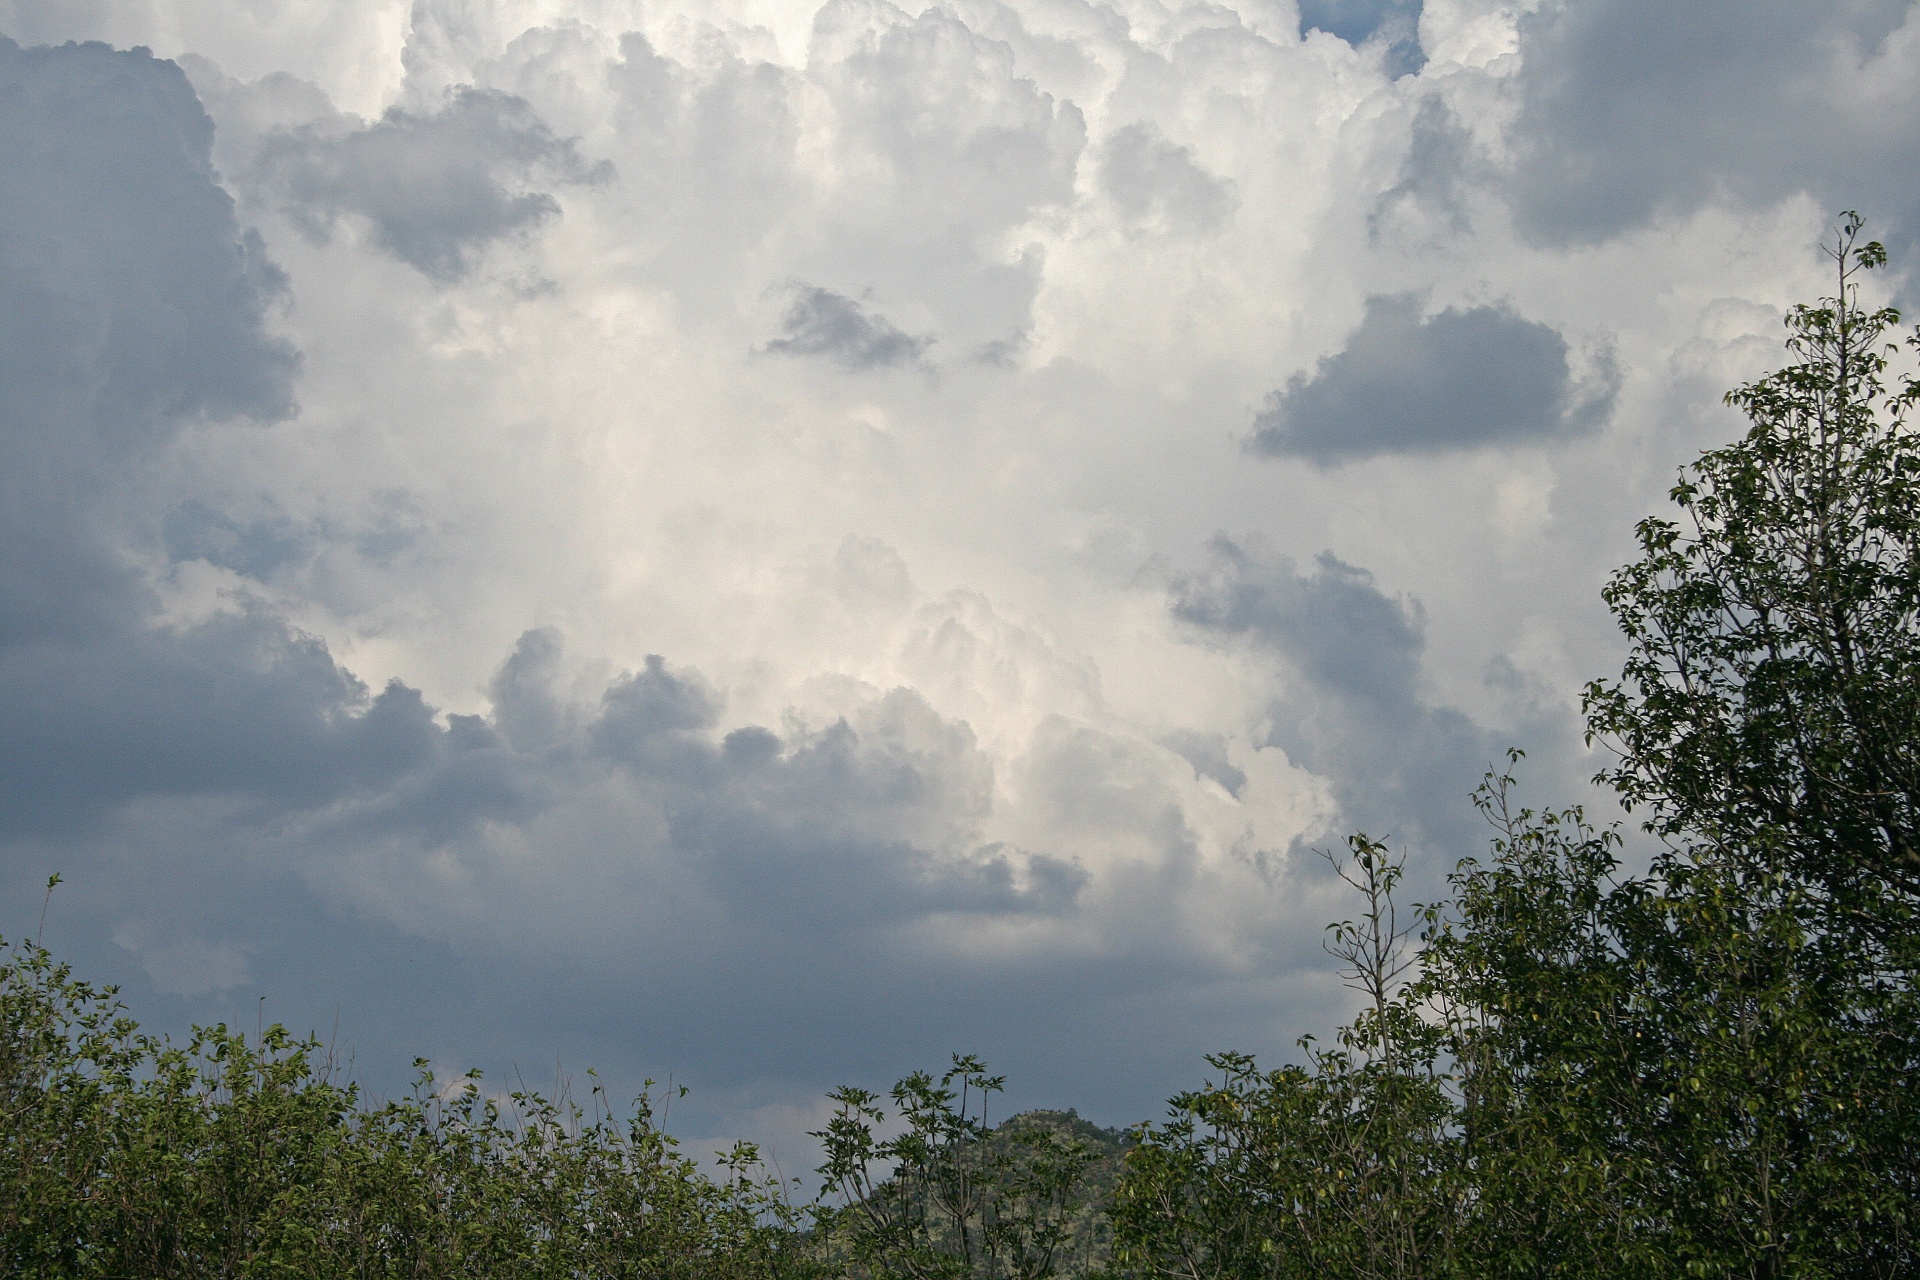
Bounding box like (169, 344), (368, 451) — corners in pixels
(794, 1), (1086, 356)
(1100, 122), (1239, 238)
(0, 39), (295, 445)
(0, 17), (1345, 1132)
(257, 85), (607, 280)
(312, 629), (1084, 938)
(161, 500), (313, 580)
(1247, 294), (1616, 465)
(765, 285), (933, 370)
(31, 611), (1291, 1115)
(808, 1), (1085, 237)
(0, 39), (467, 878)
(1172, 539), (1563, 872)
(0, 616), (445, 839)
(0, 37), (296, 648)
(1504, 0), (1920, 262)
(1370, 98), (1476, 240)
(1299, 0), (1425, 76)
(1162, 730), (1250, 800)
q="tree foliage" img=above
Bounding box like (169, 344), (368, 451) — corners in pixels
(1, 930), (814, 1279)
(1587, 213), (1920, 903)
(2, 928), (1108, 1280)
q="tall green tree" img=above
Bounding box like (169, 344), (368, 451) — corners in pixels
(1586, 211), (1920, 905)
(1570, 209), (1920, 1279)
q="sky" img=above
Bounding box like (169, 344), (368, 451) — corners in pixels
(3, 0), (1918, 1164)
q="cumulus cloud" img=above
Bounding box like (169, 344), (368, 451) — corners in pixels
(1100, 122), (1239, 238)
(299, 628), (1088, 943)
(0, 38), (450, 880)
(161, 500), (313, 580)
(0, 36), (295, 651)
(1503, 0), (1920, 264)
(1161, 730), (1250, 801)
(0, 39), (295, 445)
(257, 85), (607, 280)
(21, 603), (1318, 1121)
(1170, 538), (1573, 876)
(1247, 294), (1617, 465)
(0, 32), (1322, 1110)
(765, 285), (933, 370)
(1370, 98), (1476, 240)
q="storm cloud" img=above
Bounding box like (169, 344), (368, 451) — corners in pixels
(0, 15), (1335, 1131)
(0, 37), (444, 843)
(1504, 0), (1920, 264)
(1248, 294), (1615, 465)
(0, 34), (293, 645)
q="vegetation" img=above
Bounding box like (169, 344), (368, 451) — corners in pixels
(1, 934), (813, 1278)
(814, 1062), (1125, 1280)
(5, 215), (1917, 1277)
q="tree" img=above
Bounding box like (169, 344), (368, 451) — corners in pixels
(1585, 212), (1920, 905)
(1570, 209), (1920, 1280)
(1423, 762), (1915, 1279)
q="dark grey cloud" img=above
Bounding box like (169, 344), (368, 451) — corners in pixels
(2, 619), (1140, 1124)
(1172, 538), (1570, 875)
(1299, 0), (1425, 77)
(269, 629), (1083, 936)
(0, 37), (296, 648)
(0, 623), (444, 839)
(765, 285), (933, 370)
(1100, 123), (1238, 237)
(1505, 0), (1920, 264)
(1248, 293), (1615, 466)
(158, 488), (422, 585)
(1174, 542), (1426, 705)
(666, 705), (1081, 931)
(0, 40), (296, 448)
(257, 86), (608, 280)
(452, 638), (1085, 932)
(162, 500), (312, 580)
(0, 38), (450, 845)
